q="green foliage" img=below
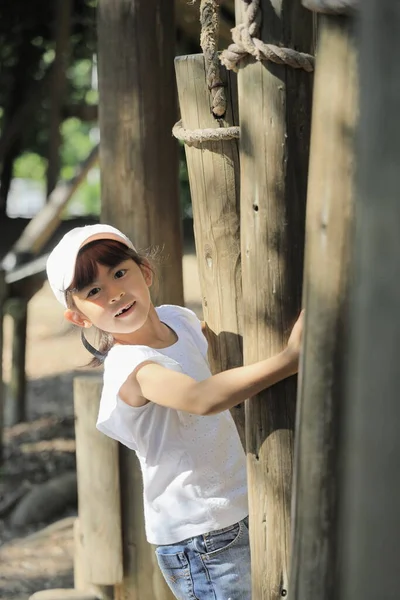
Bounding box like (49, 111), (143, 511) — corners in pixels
(13, 152), (46, 181)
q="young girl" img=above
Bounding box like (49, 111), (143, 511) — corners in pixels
(46, 223), (303, 600)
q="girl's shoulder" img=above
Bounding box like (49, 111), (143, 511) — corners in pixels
(156, 304), (202, 329)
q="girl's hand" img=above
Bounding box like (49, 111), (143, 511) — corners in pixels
(283, 310), (304, 374)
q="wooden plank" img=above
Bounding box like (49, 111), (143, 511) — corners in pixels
(97, 2), (181, 598)
(337, 2), (400, 598)
(74, 376), (123, 586)
(289, 14), (357, 600)
(234, 0), (314, 597)
(175, 54), (245, 447)
(303, 0), (358, 13)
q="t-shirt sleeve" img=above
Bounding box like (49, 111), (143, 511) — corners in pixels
(158, 304), (208, 359)
(96, 345), (182, 450)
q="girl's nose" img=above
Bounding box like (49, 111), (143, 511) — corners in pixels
(109, 289), (124, 303)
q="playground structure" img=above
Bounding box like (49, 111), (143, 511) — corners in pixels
(0, 0), (399, 599)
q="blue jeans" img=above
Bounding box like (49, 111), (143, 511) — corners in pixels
(155, 516), (251, 600)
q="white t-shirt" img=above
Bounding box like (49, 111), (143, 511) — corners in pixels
(96, 304), (248, 545)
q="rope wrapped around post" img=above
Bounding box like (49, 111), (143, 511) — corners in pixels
(220, 0), (315, 72)
(172, 120), (240, 145)
(302, 0), (358, 14)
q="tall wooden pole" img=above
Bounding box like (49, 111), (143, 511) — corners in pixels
(289, 11), (357, 600)
(234, 0), (314, 597)
(97, 1), (181, 598)
(47, 0), (72, 197)
(97, 0), (183, 306)
(174, 55), (245, 447)
(337, 2), (400, 598)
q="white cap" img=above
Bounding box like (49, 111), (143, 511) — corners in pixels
(46, 224), (136, 307)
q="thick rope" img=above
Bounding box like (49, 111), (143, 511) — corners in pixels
(220, 0), (315, 72)
(200, 0), (227, 118)
(172, 120), (240, 145)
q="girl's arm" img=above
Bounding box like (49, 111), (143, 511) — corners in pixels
(119, 311), (303, 415)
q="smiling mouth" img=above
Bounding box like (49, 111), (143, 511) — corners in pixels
(115, 301), (135, 317)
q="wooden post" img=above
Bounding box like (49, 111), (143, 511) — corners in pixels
(0, 270), (7, 464)
(7, 297), (28, 425)
(74, 519), (114, 600)
(289, 13), (357, 600)
(235, 0), (314, 597)
(73, 376), (123, 586)
(174, 55), (245, 447)
(337, 2), (400, 598)
(97, 0), (183, 306)
(97, 1), (181, 598)
(47, 0), (72, 196)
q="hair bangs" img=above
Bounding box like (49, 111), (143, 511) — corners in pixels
(69, 239), (140, 293)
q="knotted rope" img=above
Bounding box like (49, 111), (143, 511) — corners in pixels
(220, 0), (315, 72)
(173, 0), (315, 145)
(200, 0), (227, 118)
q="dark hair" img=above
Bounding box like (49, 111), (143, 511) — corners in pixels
(66, 239), (150, 367)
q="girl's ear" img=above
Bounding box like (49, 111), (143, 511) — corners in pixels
(64, 309), (92, 329)
(141, 261), (153, 288)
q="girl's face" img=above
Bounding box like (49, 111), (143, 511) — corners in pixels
(67, 258), (153, 335)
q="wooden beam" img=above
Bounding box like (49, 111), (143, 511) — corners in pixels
(2, 145), (99, 269)
(235, 0), (314, 597)
(289, 14), (357, 600)
(175, 54), (245, 447)
(337, 2), (400, 598)
(97, 0), (182, 598)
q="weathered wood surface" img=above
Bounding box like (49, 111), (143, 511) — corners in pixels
(74, 377), (123, 585)
(175, 54), (245, 448)
(97, 0), (183, 307)
(235, 0), (314, 596)
(337, 2), (400, 599)
(7, 297), (28, 425)
(74, 519), (114, 600)
(98, 1), (181, 597)
(303, 0), (358, 13)
(47, 0), (72, 196)
(289, 15), (357, 600)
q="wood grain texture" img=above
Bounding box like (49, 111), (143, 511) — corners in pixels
(235, 0), (314, 597)
(97, 0), (183, 307)
(338, 2), (400, 598)
(98, 3), (180, 597)
(175, 54), (245, 447)
(73, 377), (123, 586)
(289, 15), (357, 600)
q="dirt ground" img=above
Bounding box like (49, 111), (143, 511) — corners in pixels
(0, 244), (201, 600)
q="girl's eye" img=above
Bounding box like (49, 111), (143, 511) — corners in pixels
(87, 287), (100, 298)
(114, 269), (127, 279)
